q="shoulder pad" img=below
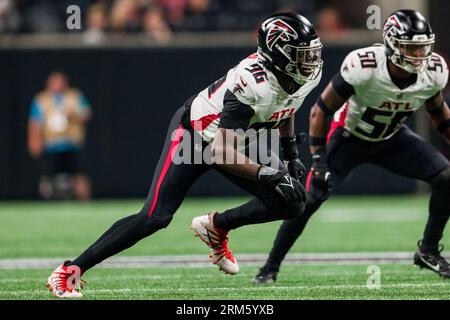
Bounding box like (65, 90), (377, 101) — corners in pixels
(340, 46), (382, 86)
(227, 60), (267, 106)
(427, 53), (449, 91)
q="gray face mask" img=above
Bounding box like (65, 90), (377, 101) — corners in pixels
(277, 39), (324, 84)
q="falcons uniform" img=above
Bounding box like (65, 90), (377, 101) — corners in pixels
(189, 53), (321, 144)
(46, 13), (327, 296)
(315, 44), (449, 189)
(257, 10), (450, 284)
(330, 45), (448, 142)
(60, 52), (320, 273)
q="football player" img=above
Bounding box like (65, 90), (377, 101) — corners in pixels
(253, 9), (450, 284)
(46, 12), (323, 298)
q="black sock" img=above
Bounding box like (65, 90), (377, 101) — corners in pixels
(422, 171), (450, 252)
(214, 198), (270, 230)
(421, 215), (449, 252)
(263, 196), (321, 272)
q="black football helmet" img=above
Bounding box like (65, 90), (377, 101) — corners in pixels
(383, 9), (435, 73)
(257, 12), (323, 84)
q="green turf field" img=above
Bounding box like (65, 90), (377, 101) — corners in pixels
(0, 196), (449, 300)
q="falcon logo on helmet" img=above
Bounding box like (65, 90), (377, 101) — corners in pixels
(383, 15), (404, 37)
(257, 13), (323, 85)
(265, 19), (299, 51)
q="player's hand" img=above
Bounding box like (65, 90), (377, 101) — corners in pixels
(310, 148), (332, 191)
(285, 158), (306, 181)
(257, 166), (306, 203)
(281, 133), (307, 180)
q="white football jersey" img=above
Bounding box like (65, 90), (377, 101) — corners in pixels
(333, 45), (448, 142)
(190, 53), (321, 143)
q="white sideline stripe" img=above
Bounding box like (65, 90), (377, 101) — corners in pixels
(1, 283), (449, 297)
(0, 252), (449, 269)
(316, 208), (425, 222)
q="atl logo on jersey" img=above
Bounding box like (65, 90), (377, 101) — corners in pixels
(268, 108), (296, 121)
(378, 101), (413, 111)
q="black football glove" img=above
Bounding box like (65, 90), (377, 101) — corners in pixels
(280, 133), (307, 181)
(310, 148), (332, 191)
(257, 166), (306, 203)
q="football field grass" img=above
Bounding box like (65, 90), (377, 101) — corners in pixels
(0, 196), (449, 300)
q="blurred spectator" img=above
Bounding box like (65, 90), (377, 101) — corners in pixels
(316, 6), (349, 36)
(28, 71), (92, 201)
(0, 0), (22, 33)
(0, 0), (368, 35)
(175, 0), (218, 31)
(110, 0), (141, 32)
(22, 0), (62, 32)
(142, 5), (172, 43)
(83, 3), (109, 45)
(156, 0), (189, 25)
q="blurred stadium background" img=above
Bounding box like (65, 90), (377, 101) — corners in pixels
(0, 0), (450, 299)
(1, 0), (449, 198)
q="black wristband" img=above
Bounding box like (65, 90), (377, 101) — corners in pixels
(309, 136), (326, 147)
(316, 96), (334, 116)
(280, 136), (298, 160)
(437, 119), (450, 133)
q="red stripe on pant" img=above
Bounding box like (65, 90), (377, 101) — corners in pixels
(327, 102), (348, 143)
(148, 125), (185, 217)
(305, 170), (313, 192)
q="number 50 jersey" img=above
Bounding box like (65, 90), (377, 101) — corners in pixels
(333, 45), (448, 142)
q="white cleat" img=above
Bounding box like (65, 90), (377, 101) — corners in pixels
(46, 261), (84, 298)
(191, 211), (239, 275)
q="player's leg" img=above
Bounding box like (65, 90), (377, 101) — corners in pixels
(191, 166), (306, 275)
(47, 107), (208, 297)
(254, 127), (366, 282)
(190, 139), (305, 275)
(213, 138), (310, 229)
(370, 125), (450, 277)
(67, 111), (205, 272)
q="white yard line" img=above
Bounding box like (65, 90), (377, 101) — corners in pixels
(0, 252), (449, 269)
(315, 208), (425, 222)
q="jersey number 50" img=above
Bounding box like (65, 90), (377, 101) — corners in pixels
(355, 108), (414, 139)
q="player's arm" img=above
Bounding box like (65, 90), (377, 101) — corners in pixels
(308, 73), (354, 190)
(425, 91), (450, 145)
(211, 90), (304, 202)
(309, 73), (353, 153)
(278, 115), (295, 137)
(212, 128), (261, 180)
(211, 90), (260, 181)
(277, 116), (306, 180)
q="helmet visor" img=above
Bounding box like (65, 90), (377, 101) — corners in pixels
(297, 46), (323, 77)
(283, 42), (323, 83)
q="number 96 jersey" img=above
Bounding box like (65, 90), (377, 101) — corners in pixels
(335, 45), (448, 142)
